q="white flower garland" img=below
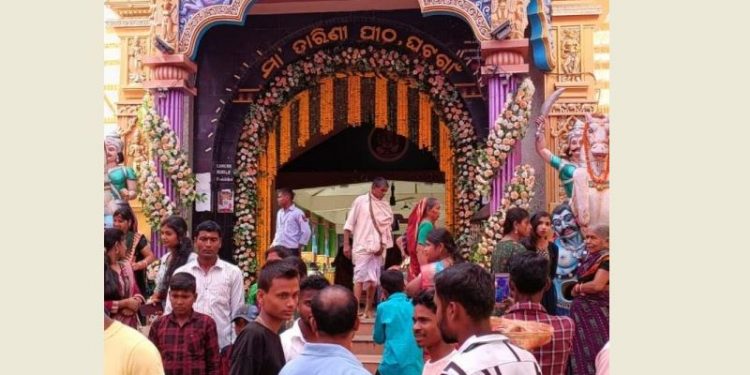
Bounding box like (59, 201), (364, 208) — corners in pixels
(472, 164), (536, 269)
(475, 79), (535, 196)
(136, 154), (176, 228)
(139, 95), (203, 205)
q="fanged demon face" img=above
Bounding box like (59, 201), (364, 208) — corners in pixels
(552, 204), (580, 239)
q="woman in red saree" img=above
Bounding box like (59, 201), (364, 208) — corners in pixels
(405, 197), (441, 281)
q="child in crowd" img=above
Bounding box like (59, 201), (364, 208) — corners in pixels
(148, 272), (221, 375)
(373, 270), (424, 375)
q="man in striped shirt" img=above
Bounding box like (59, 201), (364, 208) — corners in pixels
(504, 252), (575, 375)
(433, 263), (541, 375)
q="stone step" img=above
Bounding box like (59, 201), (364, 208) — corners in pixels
(352, 334), (383, 355)
(357, 318), (375, 336)
(357, 354), (381, 375)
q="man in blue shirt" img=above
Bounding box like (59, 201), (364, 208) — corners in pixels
(271, 187), (312, 256)
(280, 286), (370, 375)
(373, 270), (424, 375)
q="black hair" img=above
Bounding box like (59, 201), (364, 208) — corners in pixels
(426, 228), (463, 264)
(300, 274), (330, 293)
(113, 206), (137, 232)
(276, 187), (295, 200)
(412, 288), (437, 313)
(384, 245), (403, 270)
(503, 207), (530, 235)
(266, 246), (293, 260)
(380, 269), (405, 295)
(104, 228), (125, 301)
(434, 262), (494, 322)
(524, 211), (552, 250)
(311, 286), (358, 336)
(284, 256), (308, 280)
(169, 272), (197, 294)
(158, 215), (194, 297)
(195, 220), (222, 237)
(104, 228), (125, 252)
(508, 252), (549, 295)
(372, 177), (389, 188)
(258, 259), (300, 292)
(104, 255), (122, 300)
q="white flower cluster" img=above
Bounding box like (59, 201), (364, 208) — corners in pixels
(475, 79), (535, 196)
(139, 96), (203, 205)
(136, 154), (176, 228)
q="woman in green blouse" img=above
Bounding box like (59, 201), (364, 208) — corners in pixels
(491, 207), (532, 274)
(406, 198), (441, 279)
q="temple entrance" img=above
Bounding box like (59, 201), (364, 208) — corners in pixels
(195, 15), (487, 281)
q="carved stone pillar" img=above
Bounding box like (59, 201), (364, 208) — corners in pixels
(542, 0), (605, 211)
(481, 39), (529, 213)
(142, 53), (198, 257)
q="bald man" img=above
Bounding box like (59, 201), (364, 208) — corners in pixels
(280, 286), (370, 375)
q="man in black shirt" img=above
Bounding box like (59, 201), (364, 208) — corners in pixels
(230, 259), (300, 375)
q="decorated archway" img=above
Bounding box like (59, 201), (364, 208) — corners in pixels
(231, 45), (482, 280)
(178, 0), (493, 60)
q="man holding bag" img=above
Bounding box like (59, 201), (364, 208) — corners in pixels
(343, 177), (394, 319)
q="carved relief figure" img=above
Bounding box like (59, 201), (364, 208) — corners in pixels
(508, 0), (530, 39)
(162, 0), (179, 47)
(491, 0), (510, 27)
(127, 37), (146, 84)
(561, 28), (581, 75)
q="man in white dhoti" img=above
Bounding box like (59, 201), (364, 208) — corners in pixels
(343, 177), (394, 318)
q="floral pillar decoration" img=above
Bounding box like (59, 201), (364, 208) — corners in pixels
(481, 40), (530, 212)
(143, 54), (198, 257)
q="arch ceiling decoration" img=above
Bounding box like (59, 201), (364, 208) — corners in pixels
(178, 0), (492, 59)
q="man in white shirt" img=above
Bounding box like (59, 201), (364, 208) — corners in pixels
(343, 177), (394, 318)
(271, 187), (312, 256)
(280, 275), (330, 361)
(166, 220), (244, 350)
(433, 263), (541, 375)
(412, 289), (457, 375)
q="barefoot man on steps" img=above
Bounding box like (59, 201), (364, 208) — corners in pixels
(343, 177), (394, 319)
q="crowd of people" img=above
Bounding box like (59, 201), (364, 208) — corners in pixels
(104, 178), (609, 375)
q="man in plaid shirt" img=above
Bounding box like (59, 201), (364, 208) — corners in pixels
(149, 272), (221, 375)
(504, 252), (575, 375)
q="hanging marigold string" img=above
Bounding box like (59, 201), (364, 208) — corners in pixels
(397, 80), (409, 138)
(375, 77), (388, 128)
(320, 77), (334, 135)
(297, 91), (310, 148)
(419, 93), (432, 150)
(347, 75), (361, 126)
(257, 150), (268, 263)
(439, 122), (454, 230)
(267, 130), (277, 181)
(280, 106), (291, 164)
